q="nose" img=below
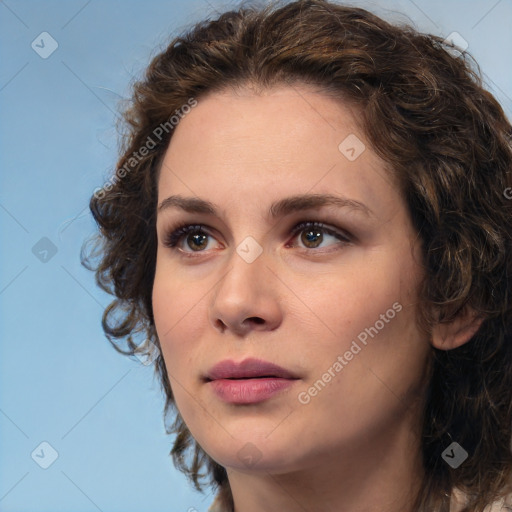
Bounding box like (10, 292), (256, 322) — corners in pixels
(208, 247), (283, 336)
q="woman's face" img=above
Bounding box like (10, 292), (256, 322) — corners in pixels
(152, 84), (431, 474)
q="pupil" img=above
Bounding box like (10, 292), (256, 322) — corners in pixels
(303, 229), (322, 247)
(189, 232), (207, 250)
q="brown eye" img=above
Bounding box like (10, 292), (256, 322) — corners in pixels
(164, 224), (216, 252)
(163, 220), (351, 256)
(300, 227), (324, 248)
(185, 231), (209, 251)
(289, 221), (351, 250)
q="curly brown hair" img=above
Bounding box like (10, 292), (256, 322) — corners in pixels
(81, 0), (512, 510)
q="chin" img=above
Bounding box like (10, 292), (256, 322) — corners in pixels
(203, 432), (305, 473)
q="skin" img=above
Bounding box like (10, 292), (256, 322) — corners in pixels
(152, 83), (438, 512)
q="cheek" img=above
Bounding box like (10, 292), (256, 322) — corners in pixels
(295, 266), (427, 440)
(152, 272), (210, 427)
(151, 264), (206, 374)
(308, 244), (427, 383)
(311, 253), (414, 345)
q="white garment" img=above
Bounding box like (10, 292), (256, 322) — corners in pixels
(451, 487), (512, 511)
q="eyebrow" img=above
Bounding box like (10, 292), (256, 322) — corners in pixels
(157, 193), (373, 220)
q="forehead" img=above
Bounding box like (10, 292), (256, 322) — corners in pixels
(157, 84), (397, 218)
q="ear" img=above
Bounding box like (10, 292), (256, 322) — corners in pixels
(431, 307), (484, 350)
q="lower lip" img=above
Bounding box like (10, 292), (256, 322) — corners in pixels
(208, 378), (297, 404)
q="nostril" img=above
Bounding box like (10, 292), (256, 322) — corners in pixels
(215, 319), (227, 332)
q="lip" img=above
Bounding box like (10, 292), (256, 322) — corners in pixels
(205, 357), (299, 380)
(204, 358), (300, 404)
(208, 378), (297, 404)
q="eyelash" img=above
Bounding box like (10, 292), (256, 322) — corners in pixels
(162, 221), (352, 256)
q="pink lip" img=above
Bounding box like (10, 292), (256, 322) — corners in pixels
(208, 378), (297, 404)
(204, 358), (300, 404)
(205, 357), (298, 380)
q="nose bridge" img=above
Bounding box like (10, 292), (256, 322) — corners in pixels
(217, 236), (268, 302)
(209, 235), (282, 333)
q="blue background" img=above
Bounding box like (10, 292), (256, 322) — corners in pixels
(1, 0), (511, 511)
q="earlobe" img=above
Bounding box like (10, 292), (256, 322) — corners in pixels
(431, 308), (484, 350)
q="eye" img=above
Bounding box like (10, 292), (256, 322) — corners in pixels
(162, 220), (351, 256)
(287, 221), (351, 250)
(163, 224), (218, 253)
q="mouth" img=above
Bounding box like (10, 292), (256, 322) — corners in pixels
(204, 357), (299, 381)
(205, 375), (289, 381)
(206, 376), (299, 404)
(204, 358), (300, 404)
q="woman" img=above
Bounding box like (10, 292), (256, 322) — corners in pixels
(82, 0), (512, 510)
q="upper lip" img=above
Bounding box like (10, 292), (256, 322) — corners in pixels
(205, 357), (299, 381)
